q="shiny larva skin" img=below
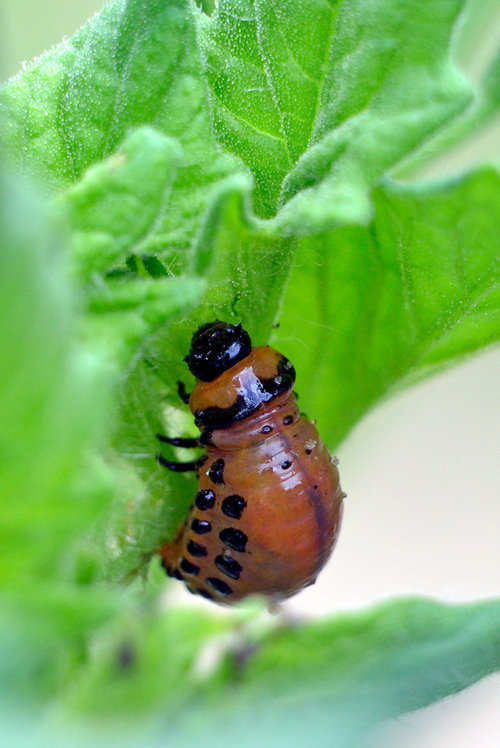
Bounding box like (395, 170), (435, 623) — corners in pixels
(159, 331), (343, 604)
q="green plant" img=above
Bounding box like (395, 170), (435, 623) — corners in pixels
(0, 0), (499, 744)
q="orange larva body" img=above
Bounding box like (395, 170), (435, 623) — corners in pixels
(159, 325), (343, 604)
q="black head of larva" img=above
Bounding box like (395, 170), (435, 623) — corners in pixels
(184, 321), (252, 382)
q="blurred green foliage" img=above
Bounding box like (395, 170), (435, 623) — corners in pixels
(0, 0), (499, 744)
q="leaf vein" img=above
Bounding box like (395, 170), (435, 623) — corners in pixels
(213, 94), (289, 145)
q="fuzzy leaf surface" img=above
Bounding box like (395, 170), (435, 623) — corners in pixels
(0, 0), (240, 260)
(273, 168), (500, 447)
(197, 0), (471, 228)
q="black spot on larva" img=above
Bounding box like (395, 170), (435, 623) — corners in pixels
(198, 588), (214, 600)
(174, 568), (184, 581)
(215, 554), (242, 580)
(282, 415), (293, 425)
(208, 458), (225, 484)
(180, 558), (200, 576)
(206, 577), (233, 595)
(281, 460), (292, 469)
(195, 489), (215, 510)
(196, 454), (208, 469)
(313, 485), (318, 490)
(305, 447), (313, 454)
(260, 424), (273, 434)
(191, 518), (211, 534)
(219, 527), (248, 553)
(187, 540), (207, 557)
(222, 494), (247, 519)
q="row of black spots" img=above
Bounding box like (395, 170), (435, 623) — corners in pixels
(222, 494), (247, 519)
(163, 554), (234, 598)
(162, 558), (228, 601)
(260, 413), (294, 435)
(215, 554), (242, 580)
(219, 527), (247, 553)
(166, 561), (217, 600)
(208, 458), (225, 485)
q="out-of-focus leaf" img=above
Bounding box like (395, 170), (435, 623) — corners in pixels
(0, 171), (109, 583)
(175, 597), (500, 747)
(40, 596), (500, 748)
(396, 44), (500, 179)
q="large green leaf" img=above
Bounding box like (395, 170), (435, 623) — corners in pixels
(0, 169), (122, 707)
(0, 171), (110, 583)
(43, 595), (500, 747)
(273, 167), (500, 447)
(0, 0), (240, 260)
(396, 47), (500, 180)
(197, 0), (471, 228)
(184, 597), (500, 747)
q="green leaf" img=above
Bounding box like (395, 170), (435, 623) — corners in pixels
(40, 596), (500, 747)
(197, 0), (471, 228)
(58, 125), (208, 364)
(396, 38), (500, 178)
(0, 171), (109, 583)
(0, 0), (240, 255)
(0, 584), (119, 704)
(273, 167), (500, 447)
(0, 169), (124, 714)
(62, 127), (185, 279)
(181, 597), (500, 746)
(57, 598), (234, 719)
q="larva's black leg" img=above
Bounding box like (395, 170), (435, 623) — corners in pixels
(157, 454), (197, 472)
(156, 433), (199, 448)
(177, 381), (191, 405)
